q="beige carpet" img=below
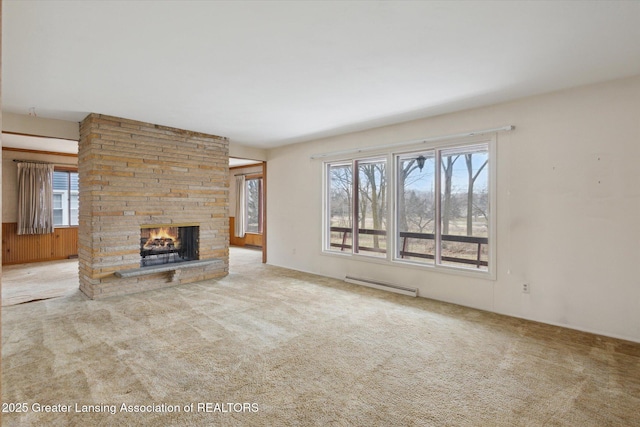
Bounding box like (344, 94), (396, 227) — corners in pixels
(2, 259), (80, 306)
(2, 247), (639, 426)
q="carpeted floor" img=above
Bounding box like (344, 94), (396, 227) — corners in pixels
(2, 247), (639, 426)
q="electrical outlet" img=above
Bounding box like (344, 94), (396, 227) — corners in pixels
(522, 283), (530, 294)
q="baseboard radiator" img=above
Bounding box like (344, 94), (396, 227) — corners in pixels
(345, 275), (418, 297)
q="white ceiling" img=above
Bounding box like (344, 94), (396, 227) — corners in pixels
(3, 1), (639, 149)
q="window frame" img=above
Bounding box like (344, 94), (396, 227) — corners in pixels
(393, 149), (437, 264)
(325, 161), (354, 256)
(322, 135), (496, 279)
(244, 175), (263, 235)
(353, 156), (388, 259)
(52, 168), (79, 228)
(324, 156), (390, 260)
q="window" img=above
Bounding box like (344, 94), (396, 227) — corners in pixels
(53, 170), (79, 227)
(327, 163), (353, 252)
(396, 144), (489, 271)
(396, 151), (436, 262)
(325, 158), (387, 258)
(356, 159), (387, 257)
(438, 145), (489, 269)
(245, 177), (263, 234)
(324, 138), (493, 275)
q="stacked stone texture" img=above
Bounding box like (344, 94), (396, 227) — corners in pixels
(78, 114), (229, 298)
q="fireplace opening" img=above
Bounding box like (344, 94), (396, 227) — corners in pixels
(140, 225), (199, 267)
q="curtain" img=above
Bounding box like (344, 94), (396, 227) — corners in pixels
(234, 175), (246, 238)
(17, 162), (55, 235)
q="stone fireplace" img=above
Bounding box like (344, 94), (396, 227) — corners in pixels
(78, 114), (229, 299)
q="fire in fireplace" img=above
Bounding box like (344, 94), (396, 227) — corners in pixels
(140, 225), (199, 267)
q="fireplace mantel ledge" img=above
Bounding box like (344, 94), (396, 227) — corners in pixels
(114, 259), (223, 279)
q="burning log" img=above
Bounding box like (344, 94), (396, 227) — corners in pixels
(142, 228), (180, 251)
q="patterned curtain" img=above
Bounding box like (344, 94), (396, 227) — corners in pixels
(234, 175), (246, 238)
(17, 162), (55, 235)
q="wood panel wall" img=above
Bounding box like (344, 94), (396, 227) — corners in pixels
(229, 216), (263, 248)
(2, 223), (78, 265)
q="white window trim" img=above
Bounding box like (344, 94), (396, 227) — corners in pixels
(353, 156), (389, 260)
(53, 189), (70, 226)
(322, 135), (497, 280)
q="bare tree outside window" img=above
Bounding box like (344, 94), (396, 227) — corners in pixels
(324, 141), (491, 272)
(328, 164), (353, 252)
(465, 153), (488, 236)
(245, 178), (262, 233)
(439, 145), (489, 269)
(397, 153), (435, 261)
(441, 154), (460, 235)
(357, 160), (387, 257)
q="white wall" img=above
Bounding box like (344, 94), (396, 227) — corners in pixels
(3, 112), (79, 140)
(229, 143), (267, 162)
(266, 75), (640, 343)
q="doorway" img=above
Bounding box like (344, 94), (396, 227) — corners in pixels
(229, 158), (266, 264)
(1, 133), (80, 305)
